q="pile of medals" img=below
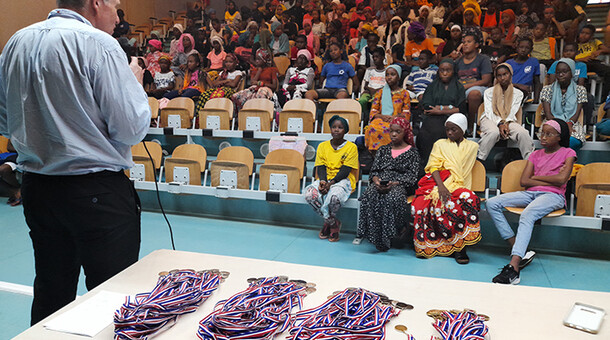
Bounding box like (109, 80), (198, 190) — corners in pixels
(287, 288), (404, 339)
(427, 309), (489, 340)
(196, 276), (312, 339)
(114, 269), (227, 339)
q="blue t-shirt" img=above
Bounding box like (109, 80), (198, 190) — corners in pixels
(322, 61), (356, 89)
(507, 57), (540, 86)
(548, 60), (587, 83)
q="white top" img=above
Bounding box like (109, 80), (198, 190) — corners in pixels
(483, 86), (524, 125)
(363, 67), (387, 90)
(154, 71), (175, 89)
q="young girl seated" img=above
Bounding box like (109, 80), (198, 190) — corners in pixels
(171, 33), (197, 79)
(270, 22), (289, 56)
(195, 53), (243, 113)
(280, 50), (315, 101)
(305, 42), (358, 101)
(148, 56), (175, 99)
(305, 116), (359, 242)
(164, 53), (205, 99)
(232, 49), (278, 112)
(207, 36), (227, 72)
(487, 119), (576, 285)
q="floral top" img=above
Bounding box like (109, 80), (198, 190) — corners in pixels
(540, 85), (587, 106)
(370, 88), (411, 120)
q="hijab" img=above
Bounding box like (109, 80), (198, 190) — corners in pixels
(463, 8), (480, 26)
(210, 35), (225, 52)
(551, 58), (578, 122)
(492, 63), (514, 121)
(408, 21), (427, 41)
(501, 9), (516, 40)
(422, 59), (466, 108)
(390, 116), (415, 146)
(177, 33), (195, 53)
(256, 48), (272, 67)
(258, 29), (273, 57)
(381, 65), (402, 116)
(297, 49), (312, 66)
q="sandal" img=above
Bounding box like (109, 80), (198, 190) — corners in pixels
(7, 197), (21, 206)
(319, 222), (331, 239)
(454, 249), (470, 265)
(328, 222), (341, 242)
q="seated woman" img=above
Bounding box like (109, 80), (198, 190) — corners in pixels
(300, 18), (321, 55)
(305, 42), (358, 101)
(416, 58), (466, 167)
(270, 22), (289, 56)
(478, 63), (535, 161)
(207, 36), (228, 73)
(358, 117), (420, 251)
(164, 53), (205, 99)
(171, 33), (198, 79)
(279, 49), (315, 101)
(487, 119), (576, 285)
(364, 65), (411, 152)
(305, 116), (359, 242)
(194, 53), (243, 114)
(0, 139), (20, 206)
(232, 49), (278, 112)
(412, 113), (481, 264)
(540, 58), (587, 151)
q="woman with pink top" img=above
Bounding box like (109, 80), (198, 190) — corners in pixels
(487, 118), (576, 285)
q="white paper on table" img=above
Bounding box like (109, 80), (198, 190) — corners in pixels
(44, 290), (129, 337)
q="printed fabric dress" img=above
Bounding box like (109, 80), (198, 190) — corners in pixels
(364, 88), (411, 151)
(357, 145), (420, 251)
(411, 138), (481, 258)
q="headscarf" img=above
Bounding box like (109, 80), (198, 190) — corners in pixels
(390, 16), (403, 26)
(329, 115), (349, 133)
(247, 21), (259, 31)
(492, 63), (514, 121)
(256, 48), (272, 66)
(361, 23), (375, 34)
(407, 21), (426, 41)
(296, 49), (312, 66)
(270, 21), (282, 33)
(210, 35), (224, 52)
(381, 65), (402, 116)
(501, 9), (516, 40)
(303, 18), (315, 50)
(463, 8), (480, 26)
(462, 0), (481, 16)
(390, 116), (415, 146)
(544, 119), (571, 148)
(445, 113), (468, 133)
(258, 29), (273, 57)
(419, 5), (431, 16)
(177, 33), (195, 53)
(148, 39), (162, 50)
(150, 30), (161, 39)
(159, 55), (172, 63)
(173, 23), (184, 34)
(421, 59), (466, 109)
(550, 58), (578, 122)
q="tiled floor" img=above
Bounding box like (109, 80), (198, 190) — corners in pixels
(2, 197), (610, 339)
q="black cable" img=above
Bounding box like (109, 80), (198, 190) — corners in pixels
(142, 141), (176, 250)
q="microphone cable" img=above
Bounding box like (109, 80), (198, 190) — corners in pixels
(142, 141), (176, 250)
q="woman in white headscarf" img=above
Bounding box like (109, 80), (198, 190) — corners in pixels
(411, 113), (481, 264)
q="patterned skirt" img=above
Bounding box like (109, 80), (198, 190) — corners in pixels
(364, 118), (391, 151)
(411, 170), (481, 258)
(194, 86), (238, 115)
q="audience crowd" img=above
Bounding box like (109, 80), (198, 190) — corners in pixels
(108, 0), (610, 285)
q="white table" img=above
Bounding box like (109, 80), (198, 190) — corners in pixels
(15, 249), (610, 339)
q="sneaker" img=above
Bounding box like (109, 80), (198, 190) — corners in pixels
(319, 223), (331, 239)
(519, 250), (536, 269)
(492, 264), (520, 285)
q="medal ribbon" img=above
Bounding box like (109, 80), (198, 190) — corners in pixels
(288, 288), (400, 339)
(431, 310), (488, 340)
(197, 277), (306, 340)
(114, 270), (222, 340)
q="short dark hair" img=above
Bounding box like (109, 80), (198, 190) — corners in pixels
(296, 34), (307, 41)
(582, 24), (596, 34)
(419, 49), (433, 59)
(517, 37), (533, 48)
(564, 42), (578, 50)
(372, 46), (385, 56)
(367, 32), (380, 41)
(535, 21), (546, 29)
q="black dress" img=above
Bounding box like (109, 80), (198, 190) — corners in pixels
(357, 145), (420, 251)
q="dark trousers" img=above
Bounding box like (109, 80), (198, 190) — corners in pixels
(587, 59), (610, 100)
(22, 171), (141, 325)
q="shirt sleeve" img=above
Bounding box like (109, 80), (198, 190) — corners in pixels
(358, 47), (367, 65)
(347, 62), (356, 77)
(370, 90), (382, 118)
(540, 85), (553, 103)
(314, 142), (327, 167)
(0, 54), (7, 137)
(578, 63), (588, 78)
(480, 55), (493, 75)
(342, 142), (360, 169)
(533, 58), (540, 76)
(321, 63), (328, 78)
(92, 46), (151, 146)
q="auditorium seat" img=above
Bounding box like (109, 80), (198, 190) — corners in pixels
(148, 97), (159, 123)
(127, 141), (163, 182)
(534, 104), (582, 138)
(274, 56), (291, 78)
(238, 98), (275, 131)
(258, 149), (305, 194)
(0, 136), (8, 153)
(318, 78), (354, 103)
(279, 99), (317, 133)
(160, 97), (195, 128)
(165, 144), (207, 185)
(322, 98), (361, 134)
(210, 146), (255, 189)
(199, 97), (234, 130)
(573, 162), (610, 217)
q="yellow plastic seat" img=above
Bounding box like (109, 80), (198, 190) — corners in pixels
(209, 146), (254, 189)
(279, 99), (317, 133)
(164, 144), (207, 185)
(239, 98), (274, 131)
(199, 97), (234, 130)
(160, 97), (195, 128)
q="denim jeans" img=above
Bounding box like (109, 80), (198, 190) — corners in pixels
(486, 191), (565, 258)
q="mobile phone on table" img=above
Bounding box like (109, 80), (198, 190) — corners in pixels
(563, 302), (605, 334)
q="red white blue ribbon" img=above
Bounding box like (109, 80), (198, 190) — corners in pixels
(431, 310), (488, 340)
(197, 277), (307, 340)
(114, 270), (221, 340)
(288, 288), (400, 339)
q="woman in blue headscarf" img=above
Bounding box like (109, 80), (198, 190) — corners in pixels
(540, 58), (588, 151)
(269, 21), (289, 56)
(364, 65), (411, 152)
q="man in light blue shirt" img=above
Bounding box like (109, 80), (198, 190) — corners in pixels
(0, 0), (151, 324)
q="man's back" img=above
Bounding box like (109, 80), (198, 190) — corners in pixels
(0, 9), (150, 175)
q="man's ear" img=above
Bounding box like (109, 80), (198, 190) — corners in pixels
(90, 0), (101, 15)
